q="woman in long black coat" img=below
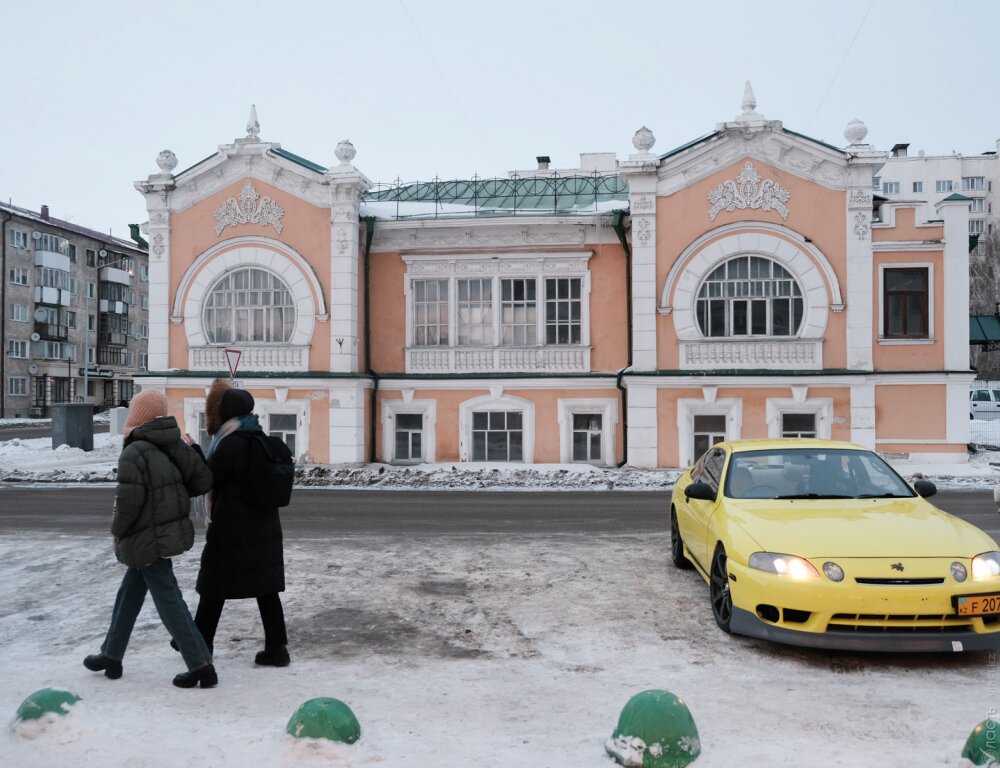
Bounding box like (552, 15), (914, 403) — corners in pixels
(188, 385), (290, 667)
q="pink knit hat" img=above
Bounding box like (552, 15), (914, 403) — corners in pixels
(123, 389), (169, 437)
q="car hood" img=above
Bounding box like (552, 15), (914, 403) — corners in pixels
(724, 498), (998, 558)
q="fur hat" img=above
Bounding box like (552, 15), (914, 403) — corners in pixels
(123, 389), (168, 437)
(204, 379), (231, 436)
(219, 388), (254, 423)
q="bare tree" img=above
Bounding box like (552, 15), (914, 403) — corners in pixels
(970, 231), (1000, 378)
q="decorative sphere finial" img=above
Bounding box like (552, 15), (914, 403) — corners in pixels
(335, 140), (357, 165)
(155, 150), (178, 173)
(632, 126), (655, 154)
(844, 118), (868, 145)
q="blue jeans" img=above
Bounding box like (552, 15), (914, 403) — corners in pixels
(100, 558), (212, 671)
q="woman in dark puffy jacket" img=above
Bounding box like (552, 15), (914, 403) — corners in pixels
(84, 389), (217, 689)
(188, 384), (290, 667)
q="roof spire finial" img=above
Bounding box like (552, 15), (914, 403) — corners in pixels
(246, 104), (260, 140)
(741, 81), (756, 115)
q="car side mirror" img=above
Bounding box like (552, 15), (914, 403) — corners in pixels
(913, 479), (937, 498)
(685, 481), (717, 502)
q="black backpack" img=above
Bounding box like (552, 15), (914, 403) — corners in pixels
(243, 432), (295, 509)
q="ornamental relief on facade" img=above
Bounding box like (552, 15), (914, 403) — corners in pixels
(373, 226), (587, 250)
(708, 161), (790, 221)
(853, 211), (870, 240)
(848, 188), (872, 207)
(405, 256), (590, 279)
(214, 180), (285, 236)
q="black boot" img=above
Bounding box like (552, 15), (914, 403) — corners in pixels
(172, 664), (218, 689)
(254, 645), (290, 667)
(83, 654), (122, 680)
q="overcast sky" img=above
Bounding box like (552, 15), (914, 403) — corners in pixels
(4, 0), (998, 238)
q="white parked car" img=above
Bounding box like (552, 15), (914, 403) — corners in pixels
(971, 387), (1000, 420)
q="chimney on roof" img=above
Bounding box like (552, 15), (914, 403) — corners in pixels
(40, 204), (49, 220)
(890, 143), (909, 158)
(536, 155), (551, 171)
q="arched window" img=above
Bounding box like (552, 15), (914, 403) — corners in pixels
(695, 256), (803, 337)
(203, 267), (296, 344)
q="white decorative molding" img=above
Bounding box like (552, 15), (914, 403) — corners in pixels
(765, 397), (833, 439)
(214, 180), (285, 236)
(151, 233), (165, 258)
(458, 393), (535, 463)
(174, 238), (326, 349)
(848, 188), (872, 207)
(407, 346), (591, 374)
(676, 397), (743, 468)
(635, 218), (652, 246)
(661, 223), (839, 349)
(708, 161), (790, 221)
(681, 339), (822, 370)
(556, 397), (619, 466)
(189, 345), (309, 372)
(853, 211), (870, 240)
(380, 397), (437, 464)
(370, 221), (596, 252)
(631, 195), (654, 212)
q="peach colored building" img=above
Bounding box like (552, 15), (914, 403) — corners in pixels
(135, 91), (973, 469)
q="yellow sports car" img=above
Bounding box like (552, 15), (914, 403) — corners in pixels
(670, 438), (1000, 651)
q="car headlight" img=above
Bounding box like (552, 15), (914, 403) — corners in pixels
(972, 552), (1000, 581)
(749, 552), (820, 580)
(951, 562), (968, 582)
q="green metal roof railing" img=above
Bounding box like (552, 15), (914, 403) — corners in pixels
(362, 172), (630, 219)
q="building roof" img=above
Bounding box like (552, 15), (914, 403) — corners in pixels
(361, 174), (629, 220)
(0, 201), (146, 254)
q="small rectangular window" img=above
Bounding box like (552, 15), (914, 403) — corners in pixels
(883, 267), (928, 338)
(268, 413), (297, 456)
(9, 303), (28, 322)
(412, 279), (449, 346)
(912, 181), (923, 193)
(8, 229), (28, 249)
(8, 377), (28, 396)
(544, 277), (581, 345)
(472, 410), (523, 462)
(500, 278), (537, 346)
(781, 413), (817, 438)
(935, 180), (953, 193)
(571, 413), (602, 463)
(871, 177), (881, 191)
(693, 415), (726, 463)
(962, 177), (985, 191)
(882, 181), (900, 194)
(393, 413), (424, 462)
(9, 267), (29, 285)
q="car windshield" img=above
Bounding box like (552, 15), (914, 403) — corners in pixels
(724, 448), (916, 500)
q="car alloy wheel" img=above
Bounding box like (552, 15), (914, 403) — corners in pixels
(710, 545), (732, 633)
(670, 510), (692, 570)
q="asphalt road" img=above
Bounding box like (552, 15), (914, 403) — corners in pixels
(0, 486), (997, 540)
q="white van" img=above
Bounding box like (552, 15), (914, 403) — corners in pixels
(970, 387), (1000, 420)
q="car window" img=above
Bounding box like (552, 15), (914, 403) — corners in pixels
(974, 390), (991, 402)
(702, 448), (725, 493)
(726, 448), (915, 500)
(992, 390), (1000, 401)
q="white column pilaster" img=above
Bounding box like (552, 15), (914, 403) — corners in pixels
(936, 196), (972, 372)
(326, 166), (368, 374)
(328, 382), (367, 463)
(627, 383), (659, 468)
(849, 381), (876, 449)
(845, 165), (876, 371)
(134, 170), (176, 373)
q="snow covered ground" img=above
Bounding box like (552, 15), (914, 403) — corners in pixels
(2, 418), (1000, 490)
(2, 421), (1000, 766)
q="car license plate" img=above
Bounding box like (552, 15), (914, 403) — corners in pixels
(955, 593), (1000, 616)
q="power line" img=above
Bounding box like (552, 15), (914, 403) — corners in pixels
(805, 0), (876, 132)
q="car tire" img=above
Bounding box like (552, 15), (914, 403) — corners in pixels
(670, 509), (693, 570)
(710, 544), (733, 633)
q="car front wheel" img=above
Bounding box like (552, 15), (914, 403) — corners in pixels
(670, 509), (692, 570)
(710, 545), (732, 633)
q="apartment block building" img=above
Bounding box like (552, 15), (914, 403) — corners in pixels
(2, 203), (149, 417)
(878, 142), (999, 239)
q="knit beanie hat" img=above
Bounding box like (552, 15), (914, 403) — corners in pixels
(123, 389), (169, 437)
(219, 388), (254, 423)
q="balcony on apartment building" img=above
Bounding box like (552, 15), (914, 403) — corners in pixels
(33, 321), (69, 342)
